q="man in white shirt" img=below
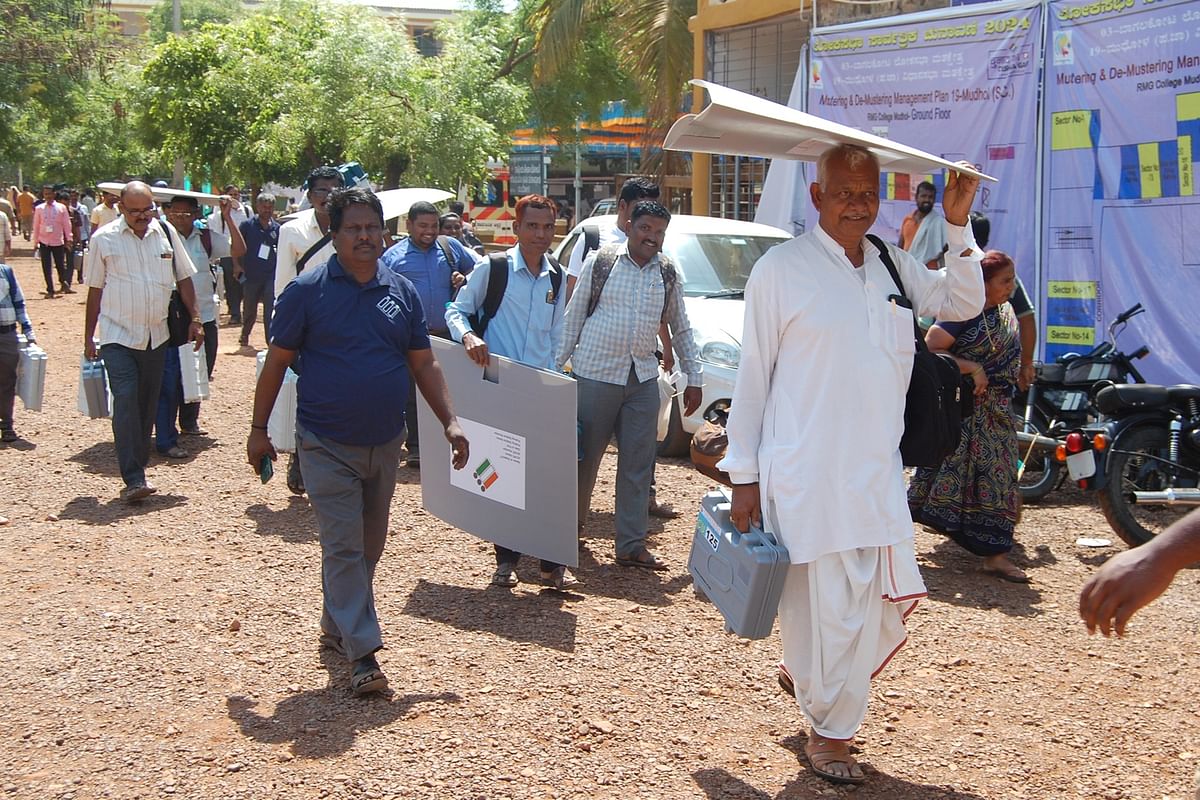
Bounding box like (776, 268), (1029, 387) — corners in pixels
(90, 191), (121, 232)
(207, 183), (250, 323)
(83, 182), (206, 502)
(274, 167), (340, 300)
(272, 166), (342, 495)
(719, 144), (983, 785)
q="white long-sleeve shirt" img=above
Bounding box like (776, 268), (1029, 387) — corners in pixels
(717, 222), (983, 564)
(274, 209), (334, 299)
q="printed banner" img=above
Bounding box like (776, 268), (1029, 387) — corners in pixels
(807, 0), (1041, 289)
(1042, 0), (1200, 382)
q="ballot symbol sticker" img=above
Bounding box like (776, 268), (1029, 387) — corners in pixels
(449, 416), (527, 510)
(473, 458), (499, 491)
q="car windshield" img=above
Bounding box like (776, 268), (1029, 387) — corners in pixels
(663, 233), (788, 296)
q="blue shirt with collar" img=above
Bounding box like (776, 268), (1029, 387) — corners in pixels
(381, 236), (476, 333)
(271, 254), (431, 446)
(445, 246), (565, 371)
(238, 216), (281, 283)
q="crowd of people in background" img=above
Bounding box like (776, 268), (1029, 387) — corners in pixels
(1, 162), (1195, 792)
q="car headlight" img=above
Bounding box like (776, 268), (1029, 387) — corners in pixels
(700, 340), (741, 368)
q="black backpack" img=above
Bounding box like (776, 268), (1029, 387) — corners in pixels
(868, 234), (974, 468)
(468, 252), (563, 337)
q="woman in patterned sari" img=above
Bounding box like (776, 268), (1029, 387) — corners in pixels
(908, 250), (1027, 582)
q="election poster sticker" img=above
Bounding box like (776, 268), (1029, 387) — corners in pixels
(449, 416), (527, 511)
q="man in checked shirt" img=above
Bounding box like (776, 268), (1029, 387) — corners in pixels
(556, 201), (703, 570)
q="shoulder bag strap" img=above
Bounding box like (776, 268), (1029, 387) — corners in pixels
(867, 233), (926, 351)
(296, 232), (332, 275)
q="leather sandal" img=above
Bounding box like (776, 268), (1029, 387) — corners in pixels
(615, 548), (668, 571)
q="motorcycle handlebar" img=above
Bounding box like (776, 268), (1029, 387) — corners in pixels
(1114, 303), (1144, 324)
(1131, 345), (1150, 360)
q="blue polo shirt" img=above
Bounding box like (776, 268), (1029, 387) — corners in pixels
(238, 216), (280, 283)
(381, 236), (477, 333)
(271, 255), (431, 446)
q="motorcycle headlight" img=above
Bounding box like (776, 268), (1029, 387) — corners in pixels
(700, 340), (741, 368)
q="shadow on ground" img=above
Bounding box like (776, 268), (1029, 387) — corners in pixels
(244, 499), (316, 544)
(226, 649), (460, 759)
(918, 540), (1049, 617)
(66, 442), (121, 477)
(401, 578), (578, 652)
(58, 493), (188, 524)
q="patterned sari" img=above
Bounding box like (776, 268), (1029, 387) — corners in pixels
(908, 303), (1021, 556)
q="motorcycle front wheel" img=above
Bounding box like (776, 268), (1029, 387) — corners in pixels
(1011, 406), (1063, 502)
(1098, 426), (1194, 547)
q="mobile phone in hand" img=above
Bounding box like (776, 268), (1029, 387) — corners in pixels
(259, 454), (274, 484)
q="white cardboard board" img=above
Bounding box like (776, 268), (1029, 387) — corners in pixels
(417, 338), (578, 567)
(665, 80), (997, 182)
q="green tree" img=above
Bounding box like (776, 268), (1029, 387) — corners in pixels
(529, 0), (695, 171)
(146, 0), (242, 43)
(0, 0), (122, 161)
(139, 0), (528, 189)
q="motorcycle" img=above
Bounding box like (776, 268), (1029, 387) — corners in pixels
(1058, 382), (1200, 547)
(1014, 303), (1150, 502)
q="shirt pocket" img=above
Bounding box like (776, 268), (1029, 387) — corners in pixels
(890, 304), (917, 355)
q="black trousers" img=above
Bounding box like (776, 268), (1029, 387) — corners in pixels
(39, 245), (69, 292)
(220, 257), (243, 320)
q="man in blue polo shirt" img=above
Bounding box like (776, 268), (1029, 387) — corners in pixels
(382, 200), (478, 467)
(446, 194), (578, 591)
(234, 192), (280, 346)
(248, 187), (469, 695)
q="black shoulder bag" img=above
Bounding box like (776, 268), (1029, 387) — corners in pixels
(158, 220), (191, 347)
(867, 234), (974, 468)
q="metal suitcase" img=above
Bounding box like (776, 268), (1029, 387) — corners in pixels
(78, 356), (111, 419)
(16, 336), (46, 412)
(688, 489), (790, 640)
(255, 350), (298, 453)
(178, 343), (210, 403)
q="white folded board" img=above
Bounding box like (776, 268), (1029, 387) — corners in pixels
(279, 188), (454, 223)
(417, 338), (579, 567)
(97, 182), (227, 205)
(665, 80), (997, 182)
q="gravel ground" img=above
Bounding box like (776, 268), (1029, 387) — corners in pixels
(1, 241), (1198, 800)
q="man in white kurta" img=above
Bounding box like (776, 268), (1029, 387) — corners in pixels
(718, 144), (983, 784)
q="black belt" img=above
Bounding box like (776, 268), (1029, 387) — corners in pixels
(0, 324), (16, 333)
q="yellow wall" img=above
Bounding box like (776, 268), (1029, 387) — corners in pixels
(689, 0), (804, 215)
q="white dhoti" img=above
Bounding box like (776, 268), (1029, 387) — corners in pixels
(778, 541), (926, 740)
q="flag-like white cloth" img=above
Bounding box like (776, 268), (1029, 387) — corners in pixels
(907, 210), (948, 267)
(778, 541), (926, 740)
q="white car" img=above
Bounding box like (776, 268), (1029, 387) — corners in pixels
(554, 214), (792, 455)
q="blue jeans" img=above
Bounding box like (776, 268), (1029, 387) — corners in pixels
(155, 346), (183, 453)
(101, 342), (168, 487)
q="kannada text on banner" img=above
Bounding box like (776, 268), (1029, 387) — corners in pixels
(808, 1), (1042, 292)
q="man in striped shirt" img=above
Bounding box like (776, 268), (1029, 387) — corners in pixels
(84, 182), (207, 503)
(555, 201), (703, 570)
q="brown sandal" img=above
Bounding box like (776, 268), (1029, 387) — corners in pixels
(805, 735), (866, 785)
(615, 548), (668, 571)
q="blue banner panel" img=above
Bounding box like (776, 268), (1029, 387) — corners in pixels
(1042, 0), (1200, 382)
(809, 0), (1042, 293)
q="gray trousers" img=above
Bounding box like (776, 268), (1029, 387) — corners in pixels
(101, 342), (167, 487)
(296, 422), (405, 662)
(0, 330), (18, 430)
(576, 367), (660, 558)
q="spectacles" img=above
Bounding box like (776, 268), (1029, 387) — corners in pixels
(308, 187), (334, 197)
(124, 205), (158, 217)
